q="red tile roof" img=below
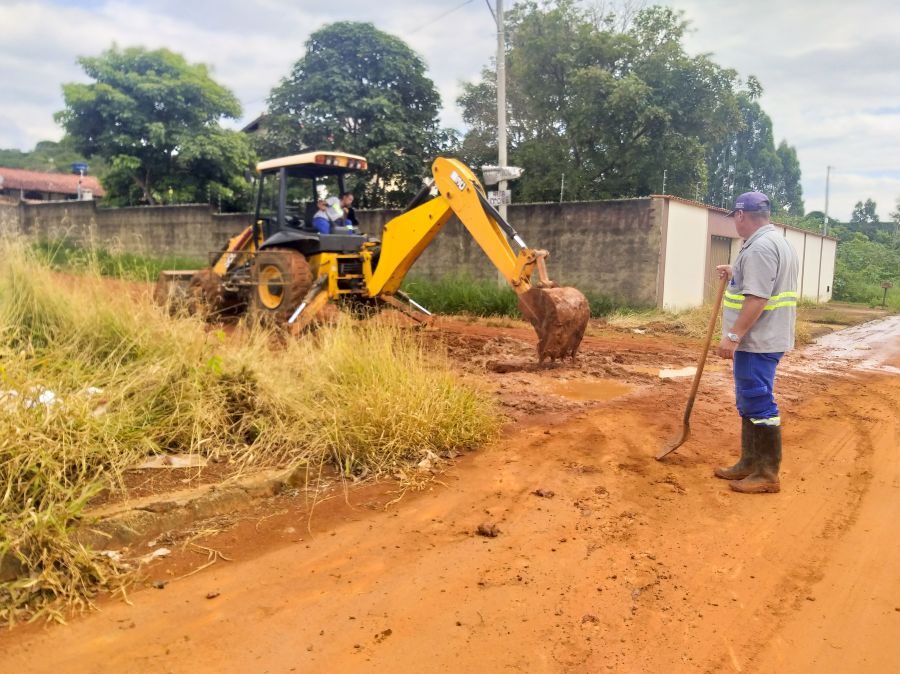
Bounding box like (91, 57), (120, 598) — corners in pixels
(0, 166), (105, 197)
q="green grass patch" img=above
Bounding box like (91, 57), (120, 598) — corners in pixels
(32, 239), (206, 282)
(401, 274), (623, 318)
(1, 242), (498, 624)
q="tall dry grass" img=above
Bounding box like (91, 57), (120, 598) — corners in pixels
(0, 240), (498, 623)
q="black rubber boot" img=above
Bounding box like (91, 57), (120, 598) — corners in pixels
(730, 424), (781, 494)
(714, 417), (756, 480)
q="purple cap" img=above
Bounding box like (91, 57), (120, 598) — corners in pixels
(727, 191), (770, 217)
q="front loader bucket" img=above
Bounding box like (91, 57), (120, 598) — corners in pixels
(518, 286), (590, 362)
(153, 270), (195, 313)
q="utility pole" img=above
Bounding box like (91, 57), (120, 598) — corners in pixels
(661, 169), (667, 195)
(823, 165), (832, 236)
(495, 0), (507, 285)
(496, 0), (507, 219)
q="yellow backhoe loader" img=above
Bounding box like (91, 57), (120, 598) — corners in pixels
(155, 152), (589, 362)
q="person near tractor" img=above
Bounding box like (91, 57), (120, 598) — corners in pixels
(340, 192), (359, 227)
(311, 197), (333, 234)
(311, 196), (348, 233)
(326, 196), (349, 228)
(714, 191), (799, 494)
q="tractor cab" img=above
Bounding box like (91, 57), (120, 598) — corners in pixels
(254, 151), (369, 258)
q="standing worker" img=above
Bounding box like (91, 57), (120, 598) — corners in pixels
(715, 192), (799, 494)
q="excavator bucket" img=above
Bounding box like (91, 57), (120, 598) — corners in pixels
(153, 270), (195, 313)
(517, 286), (590, 363)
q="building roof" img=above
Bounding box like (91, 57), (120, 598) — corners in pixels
(652, 194), (838, 242)
(0, 166), (105, 197)
(241, 114), (266, 133)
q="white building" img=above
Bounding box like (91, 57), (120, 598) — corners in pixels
(655, 196), (836, 310)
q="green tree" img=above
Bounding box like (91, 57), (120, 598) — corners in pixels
(890, 198), (900, 248)
(264, 22), (447, 207)
(774, 141), (804, 215)
(705, 80), (801, 213)
(56, 46), (255, 210)
(458, 2), (742, 202)
(850, 198), (878, 224)
(833, 232), (900, 303)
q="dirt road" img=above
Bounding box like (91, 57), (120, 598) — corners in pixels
(2, 317), (899, 673)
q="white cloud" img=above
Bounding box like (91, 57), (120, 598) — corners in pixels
(668, 0), (900, 220)
(0, 0), (493, 146)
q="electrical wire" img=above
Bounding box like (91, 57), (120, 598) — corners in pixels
(408, 0), (476, 35)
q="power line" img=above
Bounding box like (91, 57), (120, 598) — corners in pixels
(484, 0), (497, 25)
(408, 0), (476, 35)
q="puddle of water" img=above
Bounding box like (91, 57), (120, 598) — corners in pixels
(658, 366), (697, 379)
(626, 365), (663, 377)
(625, 364), (706, 378)
(548, 379), (633, 401)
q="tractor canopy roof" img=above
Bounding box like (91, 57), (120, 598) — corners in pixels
(256, 151), (368, 178)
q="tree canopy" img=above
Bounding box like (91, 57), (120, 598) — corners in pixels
(706, 82), (804, 214)
(56, 46), (255, 209)
(850, 198), (879, 225)
(263, 22), (451, 207)
(458, 1), (802, 211)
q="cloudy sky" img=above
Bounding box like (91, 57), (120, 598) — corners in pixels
(1, 0), (898, 221)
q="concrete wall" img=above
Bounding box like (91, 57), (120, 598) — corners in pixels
(661, 200), (708, 310)
(3, 198), (659, 304)
(775, 226), (835, 302)
(0, 203), (19, 237)
(801, 235), (822, 301)
(13, 200), (249, 259)
(359, 199), (660, 304)
(2, 197), (839, 308)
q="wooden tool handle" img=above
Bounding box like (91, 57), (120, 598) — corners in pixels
(682, 276), (728, 424)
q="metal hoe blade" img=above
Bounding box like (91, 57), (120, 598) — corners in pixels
(655, 276), (728, 461)
(656, 424), (690, 460)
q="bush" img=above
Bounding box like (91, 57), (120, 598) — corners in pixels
(832, 233), (899, 306)
(0, 242), (498, 622)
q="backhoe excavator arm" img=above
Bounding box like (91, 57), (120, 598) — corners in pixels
(365, 157), (589, 362)
(366, 157), (542, 297)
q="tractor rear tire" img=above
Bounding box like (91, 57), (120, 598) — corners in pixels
(188, 268), (225, 317)
(252, 248), (314, 322)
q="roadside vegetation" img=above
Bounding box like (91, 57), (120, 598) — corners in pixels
(0, 242), (498, 624)
(32, 243), (627, 319)
(402, 274), (624, 318)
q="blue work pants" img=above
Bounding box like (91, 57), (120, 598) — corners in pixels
(733, 351), (783, 425)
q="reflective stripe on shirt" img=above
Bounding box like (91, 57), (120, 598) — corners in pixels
(723, 290), (798, 311)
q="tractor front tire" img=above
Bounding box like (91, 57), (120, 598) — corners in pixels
(252, 248), (314, 322)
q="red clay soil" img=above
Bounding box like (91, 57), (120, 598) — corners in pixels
(2, 317), (900, 674)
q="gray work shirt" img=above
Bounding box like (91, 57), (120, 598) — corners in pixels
(723, 224), (800, 353)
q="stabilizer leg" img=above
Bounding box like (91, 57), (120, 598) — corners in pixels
(288, 275), (330, 332)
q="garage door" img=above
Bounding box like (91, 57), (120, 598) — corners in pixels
(705, 236), (732, 302)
